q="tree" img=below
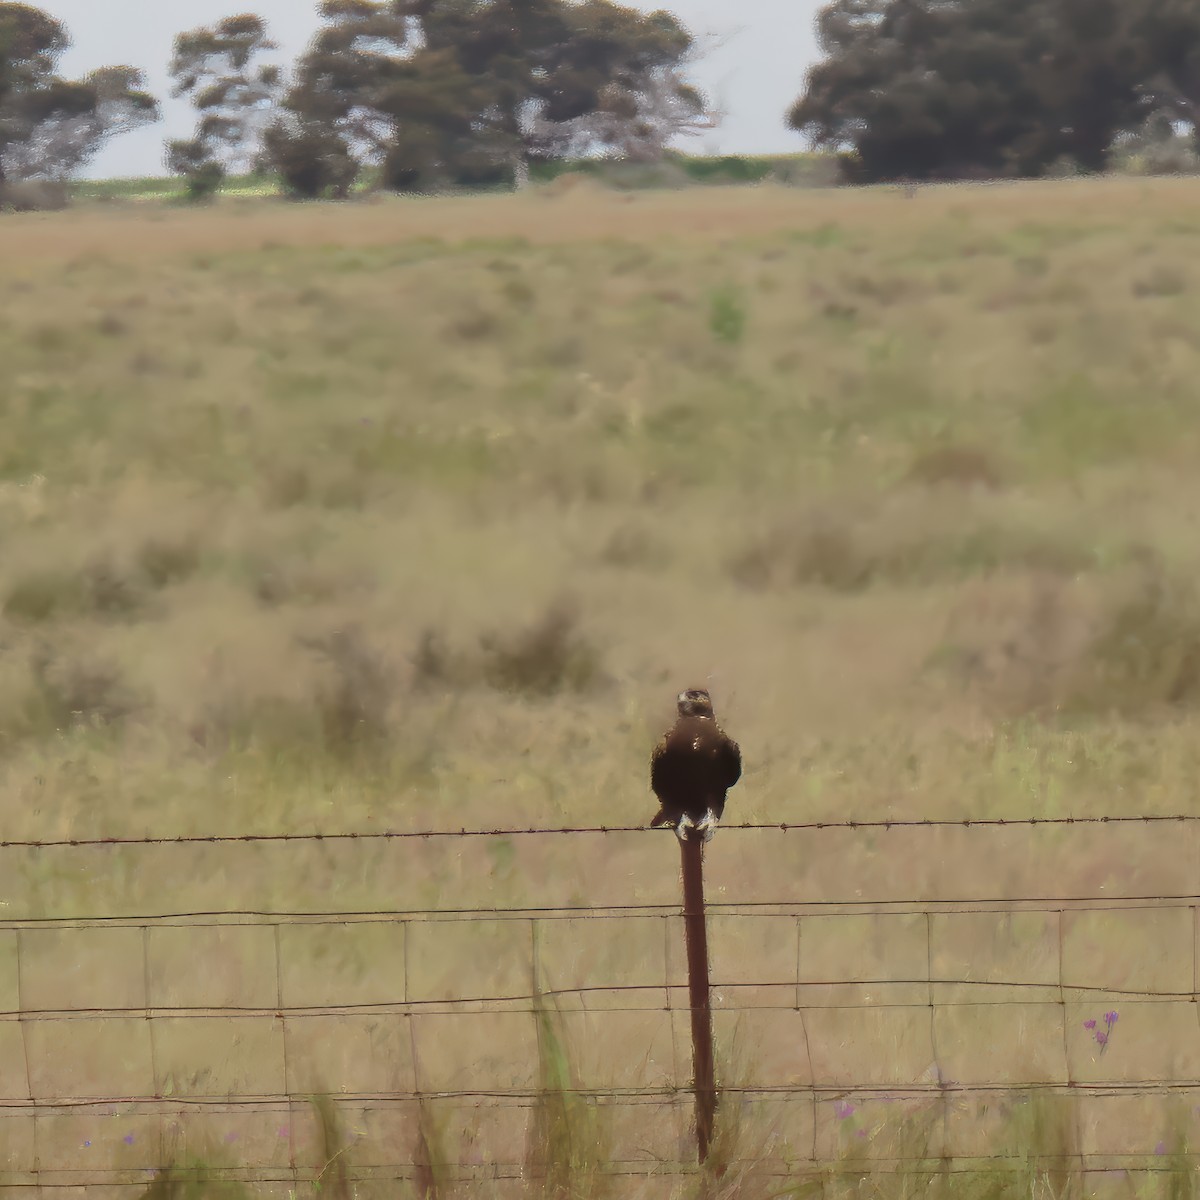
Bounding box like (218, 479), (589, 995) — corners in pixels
(0, 3), (157, 189)
(791, 0), (1053, 180)
(520, 3), (717, 164)
(788, 0), (1199, 182)
(259, 0), (409, 196)
(284, 0), (410, 162)
(274, 0), (714, 194)
(400, 0), (714, 178)
(166, 13), (282, 196)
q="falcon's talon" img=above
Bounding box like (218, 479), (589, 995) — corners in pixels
(675, 814), (696, 844)
(697, 809), (720, 843)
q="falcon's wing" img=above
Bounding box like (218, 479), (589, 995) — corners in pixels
(719, 736), (742, 789)
(650, 734), (671, 800)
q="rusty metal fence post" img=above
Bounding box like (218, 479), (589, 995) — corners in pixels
(680, 835), (717, 1164)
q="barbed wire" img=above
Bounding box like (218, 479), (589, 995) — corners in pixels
(3, 812), (1199, 850)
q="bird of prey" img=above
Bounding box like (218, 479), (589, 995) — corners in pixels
(650, 688), (742, 843)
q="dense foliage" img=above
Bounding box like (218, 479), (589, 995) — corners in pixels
(789, 0), (1200, 181)
(269, 0), (712, 196)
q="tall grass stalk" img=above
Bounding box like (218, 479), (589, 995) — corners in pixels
(526, 992), (611, 1199)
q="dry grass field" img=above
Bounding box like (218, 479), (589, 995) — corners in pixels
(4, 176), (1200, 1196)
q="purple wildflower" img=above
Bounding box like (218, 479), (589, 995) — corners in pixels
(1105, 1011), (1119, 1026)
(834, 1101), (856, 1120)
(83, 1141), (91, 1149)
(123, 1134), (134, 1146)
(1083, 1019), (1096, 1030)
(278, 1127), (290, 1139)
(1156, 1142), (1168, 1156)
(224, 1132), (239, 1145)
(1095, 1031), (1108, 1046)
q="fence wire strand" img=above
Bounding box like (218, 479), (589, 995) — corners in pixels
(6, 889), (1200, 927)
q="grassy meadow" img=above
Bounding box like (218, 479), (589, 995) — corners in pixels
(4, 176), (1200, 1194)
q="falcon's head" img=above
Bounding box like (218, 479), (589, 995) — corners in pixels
(677, 688), (715, 719)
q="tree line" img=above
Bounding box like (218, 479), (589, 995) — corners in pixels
(2, 0), (1199, 203)
(0, 0), (714, 201)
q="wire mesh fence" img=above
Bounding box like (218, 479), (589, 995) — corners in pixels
(2, 822), (1199, 1194)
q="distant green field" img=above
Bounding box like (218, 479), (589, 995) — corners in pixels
(69, 153), (833, 203)
(71, 172), (281, 202)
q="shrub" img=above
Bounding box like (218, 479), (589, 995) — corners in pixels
(1113, 112), (1200, 177)
(597, 522), (665, 569)
(189, 627), (396, 760)
(0, 180), (70, 212)
(769, 155), (841, 188)
(709, 284), (747, 345)
(1043, 154), (1086, 179)
(1132, 265), (1188, 298)
(1139, 138), (1200, 176)
(411, 628), (456, 690)
(480, 599), (604, 696)
(927, 572), (1080, 715)
(81, 555), (146, 617)
(16, 647), (141, 736)
(729, 513), (866, 592)
(304, 626), (396, 753)
(137, 536), (201, 589)
(729, 507), (1094, 594)
(183, 161), (226, 202)
(1073, 560), (1200, 713)
(262, 117), (359, 200)
(165, 138), (227, 202)
(261, 464), (312, 508)
(591, 159), (693, 191)
(3, 568), (84, 623)
(3, 542), (199, 626)
(906, 444), (1005, 489)
(931, 557), (1200, 718)
(449, 306), (501, 340)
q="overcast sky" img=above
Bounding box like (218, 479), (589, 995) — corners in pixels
(42, 0), (819, 178)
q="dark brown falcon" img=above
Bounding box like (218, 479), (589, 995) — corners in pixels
(650, 688), (742, 842)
